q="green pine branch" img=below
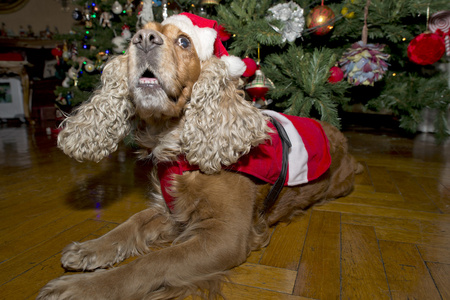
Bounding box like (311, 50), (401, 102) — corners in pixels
(263, 45), (350, 128)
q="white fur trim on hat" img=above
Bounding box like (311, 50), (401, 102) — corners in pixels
(221, 55), (246, 78)
(162, 15), (216, 61)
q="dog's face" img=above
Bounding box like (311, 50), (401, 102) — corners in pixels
(128, 22), (202, 120)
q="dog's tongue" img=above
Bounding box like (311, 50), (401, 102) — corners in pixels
(139, 77), (159, 85)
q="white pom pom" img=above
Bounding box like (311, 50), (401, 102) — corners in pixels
(221, 55), (246, 77)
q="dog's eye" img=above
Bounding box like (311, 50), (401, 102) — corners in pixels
(177, 37), (190, 49)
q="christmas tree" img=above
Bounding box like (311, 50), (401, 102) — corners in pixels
(53, 0), (450, 139)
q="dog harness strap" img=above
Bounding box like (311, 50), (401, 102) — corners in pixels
(261, 117), (292, 214)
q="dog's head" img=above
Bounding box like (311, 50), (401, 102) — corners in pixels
(128, 22), (201, 120)
(58, 13), (270, 173)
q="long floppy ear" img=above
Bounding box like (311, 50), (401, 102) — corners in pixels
(57, 54), (135, 162)
(181, 57), (270, 174)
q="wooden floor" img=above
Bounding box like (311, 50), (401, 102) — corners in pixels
(0, 122), (449, 300)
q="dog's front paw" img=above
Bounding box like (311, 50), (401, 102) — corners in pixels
(62, 239), (123, 271)
(36, 273), (96, 300)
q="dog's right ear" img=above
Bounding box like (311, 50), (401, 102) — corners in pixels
(57, 54), (135, 162)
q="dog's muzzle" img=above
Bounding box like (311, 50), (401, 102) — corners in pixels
(132, 29), (163, 53)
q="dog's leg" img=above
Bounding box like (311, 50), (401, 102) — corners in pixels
(38, 225), (249, 299)
(61, 207), (176, 271)
(38, 172), (257, 300)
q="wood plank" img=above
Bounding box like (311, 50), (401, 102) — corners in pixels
(353, 162), (372, 186)
(230, 263), (297, 294)
(366, 166), (399, 194)
(96, 199), (149, 223)
(417, 245), (450, 264)
(314, 202), (450, 223)
(379, 240), (441, 300)
(0, 210), (97, 261)
(0, 219), (108, 284)
(342, 213), (450, 236)
(293, 210), (340, 299)
(417, 176), (450, 214)
(222, 283), (313, 300)
(341, 224), (390, 299)
(260, 210), (311, 270)
(348, 190), (404, 201)
(376, 227), (450, 248)
(389, 171), (440, 212)
(426, 262), (450, 300)
(0, 253), (65, 299)
(335, 196), (441, 212)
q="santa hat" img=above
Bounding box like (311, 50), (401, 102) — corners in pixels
(162, 13), (246, 77)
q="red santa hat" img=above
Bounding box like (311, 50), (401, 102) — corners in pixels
(161, 13), (246, 77)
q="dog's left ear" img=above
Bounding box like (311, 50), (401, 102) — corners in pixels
(58, 54), (135, 162)
(181, 57), (270, 174)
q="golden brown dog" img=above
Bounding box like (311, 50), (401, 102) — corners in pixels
(37, 14), (361, 300)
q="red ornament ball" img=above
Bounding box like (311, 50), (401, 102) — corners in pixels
(306, 5), (335, 36)
(407, 32), (445, 65)
(328, 66), (344, 83)
(242, 57), (257, 77)
(51, 47), (63, 57)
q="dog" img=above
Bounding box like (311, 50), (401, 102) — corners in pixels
(37, 13), (361, 300)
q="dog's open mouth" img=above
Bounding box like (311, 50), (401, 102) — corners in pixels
(138, 70), (160, 88)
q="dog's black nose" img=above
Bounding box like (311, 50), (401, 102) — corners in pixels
(132, 29), (163, 53)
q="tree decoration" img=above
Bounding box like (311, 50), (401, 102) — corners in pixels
(339, 41), (389, 86)
(407, 32), (445, 65)
(100, 11), (113, 28)
(72, 8), (83, 20)
(112, 35), (127, 53)
(111, 1), (123, 14)
(267, 1), (305, 42)
(217, 25), (231, 42)
(339, 0), (389, 86)
(340, 6), (355, 19)
(137, 0), (154, 28)
(121, 24), (132, 39)
(244, 44), (274, 107)
(305, 1), (335, 36)
(328, 66), (344, 83)
(245, 67), (275, 107)
(201, 0), (220, 5)
(428, 11), (450, 56)
(242, 57), (257, 77)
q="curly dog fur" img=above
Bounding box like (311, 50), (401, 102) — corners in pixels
(37, 19), (361, 300)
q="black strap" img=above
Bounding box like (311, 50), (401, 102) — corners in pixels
(261, 117), (292, 215)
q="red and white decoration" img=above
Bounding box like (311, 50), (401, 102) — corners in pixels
(428, 10), (450, 56)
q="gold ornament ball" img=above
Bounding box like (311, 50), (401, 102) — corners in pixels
(85, 62), (95, 72)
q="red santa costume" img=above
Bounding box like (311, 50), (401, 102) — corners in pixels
(158, 111), (331, 211)
(157, 14), (331, 210)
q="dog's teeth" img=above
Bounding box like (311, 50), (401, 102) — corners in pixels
(139, 78), (159, 85)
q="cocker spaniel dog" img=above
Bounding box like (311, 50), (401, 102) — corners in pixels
(38, 13), (361, 300)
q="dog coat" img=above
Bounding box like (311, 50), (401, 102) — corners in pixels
(157, 111), (331, 210)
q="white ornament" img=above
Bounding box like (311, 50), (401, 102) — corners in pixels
(137, 0), (154, 28)
(112, 1), (123, 14)
(267, 1), (305, 43)
(112, 36), (127, 53)
(62, 67), (78, 88)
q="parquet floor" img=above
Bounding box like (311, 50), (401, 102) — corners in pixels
(0, 122), (449, 300)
